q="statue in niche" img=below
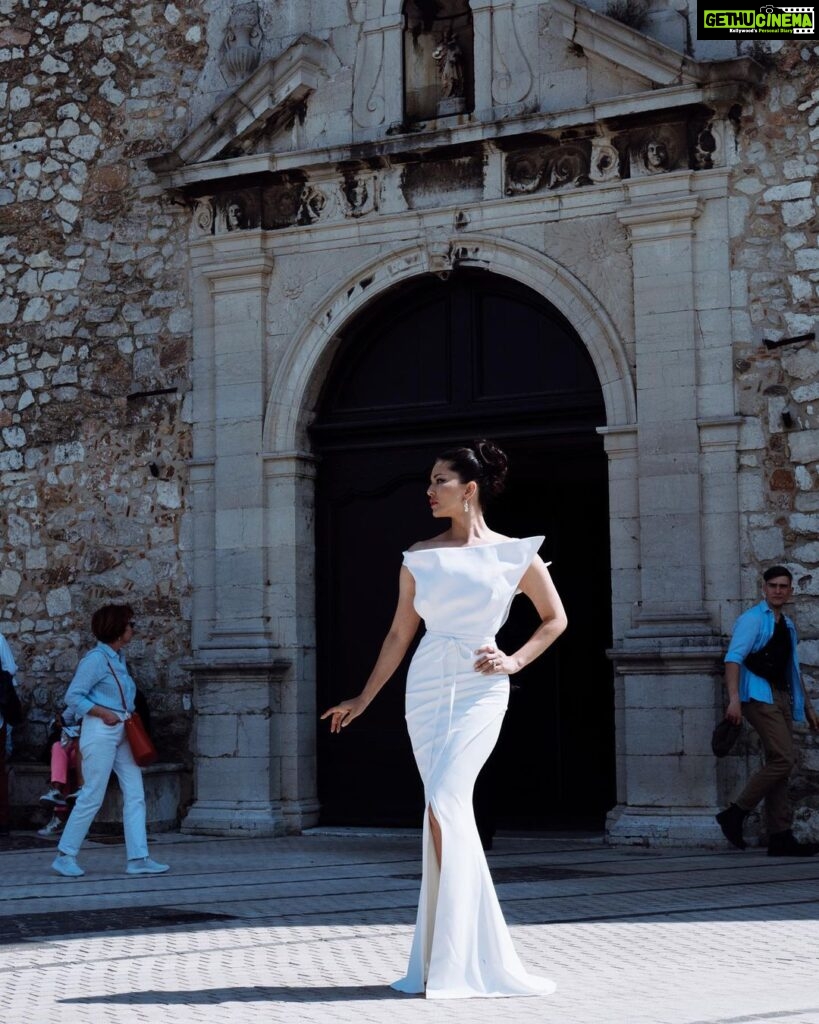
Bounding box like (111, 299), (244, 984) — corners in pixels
(433, 30), (465, 99)
(297, 184), (326, 225)
(433, 29), (466, 116)
(220, 2), (263, 81)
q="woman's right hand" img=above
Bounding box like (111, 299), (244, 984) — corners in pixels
(92, 706), (121, 727)
(320, 696), (369, 734)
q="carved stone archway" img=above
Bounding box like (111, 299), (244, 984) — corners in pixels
(263, 234), (636, 454)
(245, 234), (637, 834)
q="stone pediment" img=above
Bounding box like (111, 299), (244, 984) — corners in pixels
(150, 0), (760, 185)
(150, 0), (762, 242)
(149, 35), (340, 173)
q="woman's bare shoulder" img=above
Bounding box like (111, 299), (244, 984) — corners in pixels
(406, 533), (452, 552)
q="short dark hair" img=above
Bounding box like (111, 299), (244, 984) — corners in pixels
(91, 604), (134, 644)
(435, 439), (509, 505)
(763, 565), (792, 583)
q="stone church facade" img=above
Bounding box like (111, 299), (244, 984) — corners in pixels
(1, 0), (818, 844)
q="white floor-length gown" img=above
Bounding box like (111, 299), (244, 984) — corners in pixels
(392, 536), (556, 1000)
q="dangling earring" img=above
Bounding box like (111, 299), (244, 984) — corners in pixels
(463, 498), (470, 513)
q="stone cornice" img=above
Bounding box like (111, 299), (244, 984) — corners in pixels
(150, 86), (746, 190)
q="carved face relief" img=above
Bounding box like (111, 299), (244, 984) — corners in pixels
(629, 126), (684, 178)
(644, 140), (669, 172)
(221, 2), (263, 80)
(343, 177), (372, 217)
(226, 202), (242, 230)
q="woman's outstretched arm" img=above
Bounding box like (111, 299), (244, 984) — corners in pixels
(321, 565), (421, 733)
(474, 556), (568, 675)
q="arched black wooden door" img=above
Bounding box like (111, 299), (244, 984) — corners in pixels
(311, 270), (614, 829)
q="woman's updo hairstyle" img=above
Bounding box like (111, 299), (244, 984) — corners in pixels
(436, 439), (509, 504)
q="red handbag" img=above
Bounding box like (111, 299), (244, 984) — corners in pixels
(106, 659), (158, 767)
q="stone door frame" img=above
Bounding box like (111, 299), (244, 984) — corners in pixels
(182, 176), (743, 844)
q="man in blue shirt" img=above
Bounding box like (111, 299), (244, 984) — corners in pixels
(716, 566), (819, 855)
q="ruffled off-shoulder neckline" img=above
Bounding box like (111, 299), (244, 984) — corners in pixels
(403, 535), (545, 556)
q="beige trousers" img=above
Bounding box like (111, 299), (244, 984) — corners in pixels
(736, 689), (795, 834)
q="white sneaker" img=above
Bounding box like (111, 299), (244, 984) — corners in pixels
(38, 815), (65, 838)
(52, 853), (84, 877)
(40, 788), (67, 807)
(126, 857), (169, 875)
(65, 787), (82, 801)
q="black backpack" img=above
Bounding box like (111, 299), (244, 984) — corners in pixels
(0, 668), (23, 726)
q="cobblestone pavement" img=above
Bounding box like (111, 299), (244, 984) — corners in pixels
(1, 829), (819, 1024)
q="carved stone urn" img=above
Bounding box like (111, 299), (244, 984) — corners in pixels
(221, 2), (263, 81)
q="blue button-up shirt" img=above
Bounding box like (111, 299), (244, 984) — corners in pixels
(724, 600), (805, 723)
(64, 643), (136, 720)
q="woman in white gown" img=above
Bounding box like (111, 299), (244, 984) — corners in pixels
(322, 441), (567, 999)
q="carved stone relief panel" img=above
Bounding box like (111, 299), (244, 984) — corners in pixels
(589, 138), (622, 183)
(341, 172), (378, 217)
(505, 140), (593, 195)
(261, 183), (304, 230)
(628, 124), (687, 177)
(404, 0), (474, 122)
(213, 189), (262, 233)
(189, 109), (722, 239)
(296, 184), (327, 225)
(190, 198), (214, 239)
(220, 2), (264, 82)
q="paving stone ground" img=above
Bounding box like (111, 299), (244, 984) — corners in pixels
(1, 828), (818, 1024)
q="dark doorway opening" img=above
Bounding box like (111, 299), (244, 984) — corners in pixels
(311, 270), (614, 831)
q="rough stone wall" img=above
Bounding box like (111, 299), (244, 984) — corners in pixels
(0, 0), (208, 761)
(730, 42), (819, 829)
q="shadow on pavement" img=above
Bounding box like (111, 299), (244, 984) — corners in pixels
(60, 985), (412, 1004)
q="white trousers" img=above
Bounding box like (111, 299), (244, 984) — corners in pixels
(58, 714), (148, 861)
